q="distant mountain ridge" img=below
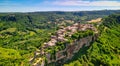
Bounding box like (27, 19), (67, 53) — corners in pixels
(0, 10), (120, 22)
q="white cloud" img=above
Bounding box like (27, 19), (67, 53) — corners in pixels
(52, 1), (120, 6)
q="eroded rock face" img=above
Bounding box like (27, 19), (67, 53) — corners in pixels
(54, 35), (98, 63)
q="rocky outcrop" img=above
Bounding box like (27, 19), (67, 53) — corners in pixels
(29, 23), (99, 66)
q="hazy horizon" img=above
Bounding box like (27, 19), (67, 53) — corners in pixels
(0, 9), (120, 13)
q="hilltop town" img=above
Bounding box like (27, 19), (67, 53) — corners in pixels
(30, 22), (99, 66)
(44, 23), (98, 47)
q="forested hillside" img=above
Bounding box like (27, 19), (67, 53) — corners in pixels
(64, 14), (120, 66)
(0, 10), (120, 66)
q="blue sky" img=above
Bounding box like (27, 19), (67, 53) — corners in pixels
(0, 0), (120, 12)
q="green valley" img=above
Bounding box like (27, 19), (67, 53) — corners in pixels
(0, 10), (120, 66)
